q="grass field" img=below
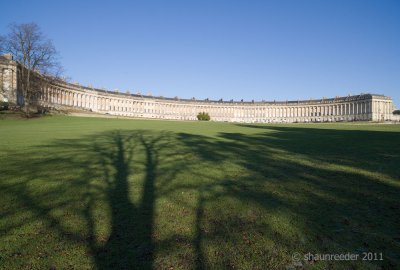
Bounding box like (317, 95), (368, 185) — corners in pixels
(0, 115), (399, 270)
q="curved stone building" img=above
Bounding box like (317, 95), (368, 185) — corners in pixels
(1, 54), (396, 123)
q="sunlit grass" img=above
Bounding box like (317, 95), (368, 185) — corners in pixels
(0, 115), (399, 269)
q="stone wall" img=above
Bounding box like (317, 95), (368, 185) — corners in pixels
(0, 54), (397, 122)
(0, 54), (18, 104)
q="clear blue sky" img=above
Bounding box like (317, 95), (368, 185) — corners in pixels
(1, 0), (399, 106)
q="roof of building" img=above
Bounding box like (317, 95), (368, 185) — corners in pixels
(3, 54), (391, 105)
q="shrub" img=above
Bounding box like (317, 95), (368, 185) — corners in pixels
(393, 110), (400, 115)
(197, 112), (210, 121)
(0, 102), (9, 111)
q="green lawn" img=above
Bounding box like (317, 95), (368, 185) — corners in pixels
(0, 115), (399, 270)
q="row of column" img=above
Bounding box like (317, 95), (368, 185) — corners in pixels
(204, 102), (371, 120)
(39, 86), (392, 122)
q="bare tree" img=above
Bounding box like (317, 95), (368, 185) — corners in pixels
(0, 23), (62, 116)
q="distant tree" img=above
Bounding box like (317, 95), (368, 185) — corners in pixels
(0, 22), (62, 116)
(393, 110), (400, 115)
(197, 112), (210, 121)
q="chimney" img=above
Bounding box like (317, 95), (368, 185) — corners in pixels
(2, 54), (13, 60)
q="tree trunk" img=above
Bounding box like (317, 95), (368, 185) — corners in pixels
(25, 103), (30, 117)
(24, 69), (31, 117)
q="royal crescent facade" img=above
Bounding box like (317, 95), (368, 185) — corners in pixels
(1, 54), (397, 123)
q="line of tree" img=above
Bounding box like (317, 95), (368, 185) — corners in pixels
(197, 112), (210, 121)
(393, 110), (400, 115)
(0, 22), (62, 117)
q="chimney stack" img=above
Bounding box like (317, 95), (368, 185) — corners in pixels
(2, 54), (13, 60)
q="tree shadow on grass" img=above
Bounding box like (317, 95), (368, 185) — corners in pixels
(0, 130), (181, 269)
(0, 125), (399, 269)
(177, 125), (400, 269)
(85, 131), (157, 269)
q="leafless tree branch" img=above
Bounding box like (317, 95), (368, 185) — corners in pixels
(2, 22), (62, 116)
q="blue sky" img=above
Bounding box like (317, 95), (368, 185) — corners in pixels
(1, 0), (399, 106)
